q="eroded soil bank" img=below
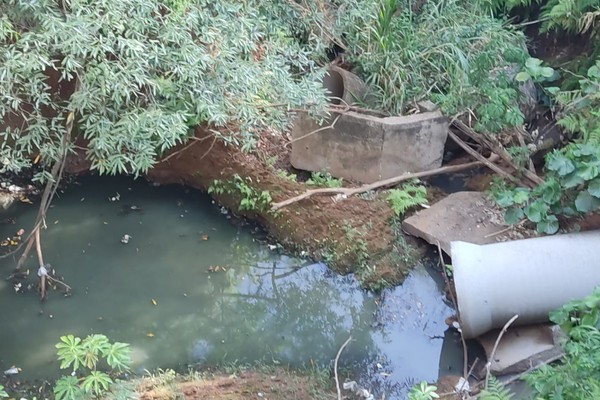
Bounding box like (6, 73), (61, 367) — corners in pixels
(139, 127), (423, 288)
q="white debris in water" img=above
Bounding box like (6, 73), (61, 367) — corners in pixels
(121, 234), (132, 244)
(4, 366), (20, 375)
(109, 192), (120, 202)
(455, 377), (470, 393)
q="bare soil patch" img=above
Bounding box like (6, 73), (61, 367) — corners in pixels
(137, 369), (334, 400)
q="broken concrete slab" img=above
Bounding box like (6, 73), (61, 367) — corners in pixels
(291, 108), (448, 184)
(476, 324), (565, 376)
(402, 191), (506, 255)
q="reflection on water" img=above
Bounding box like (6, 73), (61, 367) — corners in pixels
(0, 176), (456, 399)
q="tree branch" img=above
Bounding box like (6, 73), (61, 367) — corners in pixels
(271, 159), (490, 211)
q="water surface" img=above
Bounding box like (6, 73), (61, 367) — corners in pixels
(0, 176), (457, 399)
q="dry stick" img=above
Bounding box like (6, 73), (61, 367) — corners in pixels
(501, 352), (564, 386)
(334, 336), (353, 400)
(271, 159), (488, 211)
(483, 218), (528, 239)
(484, 314), (519, 390)
(448, 130), (522, 186)
(436, 241), (468, 380)
(35, 228), (46, 300)
(452, 120), (542, 187)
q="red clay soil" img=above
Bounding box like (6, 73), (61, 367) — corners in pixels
(138, 370), (332, 400)
(143, 127), (418, 286)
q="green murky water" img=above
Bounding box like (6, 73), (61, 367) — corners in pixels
(0, 176), (458, 399)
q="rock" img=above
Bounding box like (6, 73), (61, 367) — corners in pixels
(476, 324), (565, 376)
(291, 103), (448, 184)
(402, 192), (506, 254)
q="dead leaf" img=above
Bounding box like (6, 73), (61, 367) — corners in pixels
(201, 234), (209, 241)
(151, 298), (158, 306)
(33, 154), (41, 165)
(146, 332), (155, 338)
(54, 220), (59, 224)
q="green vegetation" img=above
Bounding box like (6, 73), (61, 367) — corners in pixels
(524, 288), (600, 399)
(208, 175), (273, 213)
(480, 376), (515, 400)
(306, 171), (343, 188)
(386, 181), (428, 217)
(0, 0), (328, 179)
(0, 385), (7, 398)
(408, 381), (439, 400)
(54, 334), (133, 400)
(337, 0), (528, 132)
(492, 59), (600, 233)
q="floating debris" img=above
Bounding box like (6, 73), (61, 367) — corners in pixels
(151, 298), (158, 306)
(201, 234), (209, 241)
(3, 366), (21, 376)
(109, 192), (121, 202)
(207, 265), (229, 273)
(121, 234), (132, 244)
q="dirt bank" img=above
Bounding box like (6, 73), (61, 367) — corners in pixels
(137, 368), (334, 400)
(143, 127), (422, 289)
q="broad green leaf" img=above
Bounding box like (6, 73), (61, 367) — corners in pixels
(589, 179), (600, 198)
(540, 67), (555, 78)
(525, 57), (542, 69)
(524, 201), (548, 223)
(504, 206), (524, 225)
(515, 71), (530, 82)
(512, 188), (530, 204)
(577, 162), (600, 180)
(56, 335), (84, 372)
(494, 190), (515, 207)
(536, 215), (559, 234)
(575, 191), (600, 213)
(82, 371), (112, 396)
(104, 342), (132, 371)
(54, 376), (82, 400)
(546, 152), (575, 176)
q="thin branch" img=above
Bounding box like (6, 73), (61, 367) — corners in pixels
(271, 159), (489, 211)
(485, 314), (519, 390)
(334, 336), (352, 400)
(448, 130), (523, 186)
(161, 139), (199, 163)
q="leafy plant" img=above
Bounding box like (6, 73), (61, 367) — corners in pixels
(306, 171), (343, 188)
(524, 287), (600, 399)
(408, 381), (439, 400)
(492, 58), (600, 234)
(54, 334), (132, 400)
(0, 384), (7, 398)
(0, 0), (329, 179)
(208, 175), (273, 213)
(387, 181), (427, 217)
(479, 376), (514, 400)
(336, 0), (528, 132)
(515, 57), (560, 84)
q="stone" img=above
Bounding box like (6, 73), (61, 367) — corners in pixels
(476, 324), (565, 376)
(290, 106), (448, 184)
(402, 191), (506, 254)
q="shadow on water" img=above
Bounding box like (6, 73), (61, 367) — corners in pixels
(0, 176), (459, 399)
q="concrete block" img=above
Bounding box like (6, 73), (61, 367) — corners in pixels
(290, 109), (448, 183)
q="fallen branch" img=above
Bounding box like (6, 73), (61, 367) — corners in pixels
(485, 314), (519, 390)
(271, 159), (488, 211)
(452, 120), (542, 187)
(285, 114), (342, 147)
(334, 336), (352, 400)
(448, 130), (523, 186)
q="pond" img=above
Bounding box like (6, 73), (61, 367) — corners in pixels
(0, 176), (459, 399)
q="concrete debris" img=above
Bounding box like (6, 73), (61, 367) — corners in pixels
(342, 381), (374, 400)
(402, 191), (507, 255)
(476, 324), (565, 376)
(291, 102), (448, 184)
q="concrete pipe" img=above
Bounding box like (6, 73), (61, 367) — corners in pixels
(451, 230), (600, 339)
(322, 66), (370, 106)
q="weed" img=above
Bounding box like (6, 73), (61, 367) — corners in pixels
(523, 287), (600, 399)
(208, 174), (273, 213)
(306, 172), (343, 188)
(276, 169), (298, 182)
(0, 385), (7, 398)
(53, 334), (133, 400)
(386, 181), (428, 217)
(479, 376), (514, 400)
(408, 381), (439, 400)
